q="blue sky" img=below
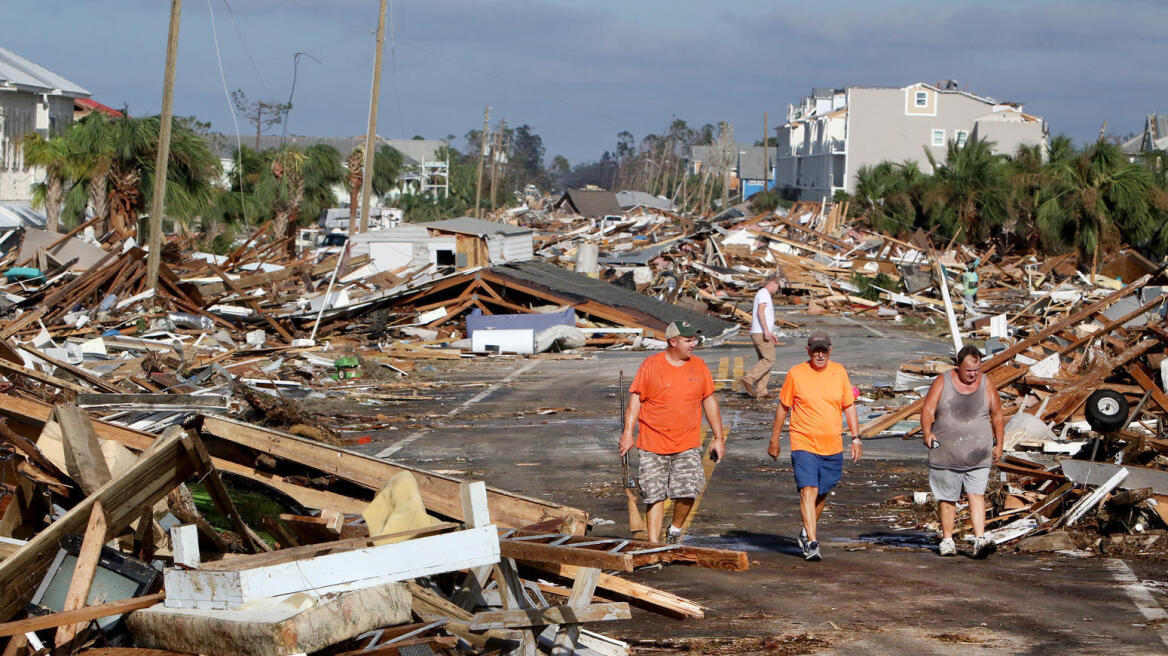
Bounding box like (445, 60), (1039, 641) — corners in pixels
(6, 1), (1165, 164)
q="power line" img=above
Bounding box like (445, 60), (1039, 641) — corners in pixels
(221, 0), (272, 97)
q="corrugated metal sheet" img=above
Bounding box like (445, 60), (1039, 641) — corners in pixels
(486, 234), (533, 264)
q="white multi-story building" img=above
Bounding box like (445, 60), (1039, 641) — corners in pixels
(0, 46), (90, 203)
(774, 82), (1048, 202)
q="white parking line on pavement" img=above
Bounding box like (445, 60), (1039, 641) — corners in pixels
(1105, 558), (1168, 648)
(376, 360), (539, 458)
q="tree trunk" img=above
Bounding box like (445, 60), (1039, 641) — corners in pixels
(89, 171), (109, 236)
(45, 178), (62, 233)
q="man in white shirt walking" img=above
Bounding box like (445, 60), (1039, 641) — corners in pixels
(739, 275), (781, 398)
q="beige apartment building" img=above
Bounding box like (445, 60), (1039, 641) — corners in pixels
(774, 82), (1047, 202)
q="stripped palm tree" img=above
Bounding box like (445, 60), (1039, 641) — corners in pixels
(346, 146), (364, 233)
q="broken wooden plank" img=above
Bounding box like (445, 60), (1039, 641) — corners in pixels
(54, 404), (112, 497)
(0, 430), (205, 621)
(55, 501), (109, 645)
(500, 540), (634, 572)
(197, 414), (589, 532)
(164, 525), (499, 610)
(470, 602), (630, 631)
(0, 593), (165, 637)
(522, 562), (704, 619)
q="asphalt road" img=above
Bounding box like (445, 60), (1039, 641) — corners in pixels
(349, 314), (1168, 655)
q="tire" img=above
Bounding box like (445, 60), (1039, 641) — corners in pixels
(1084, 389), (1129, 432)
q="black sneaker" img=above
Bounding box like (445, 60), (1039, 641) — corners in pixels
(805, 540), (821, 561)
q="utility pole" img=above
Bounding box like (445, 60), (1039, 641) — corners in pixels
(762, 112), (769, 195)
(489, 118), (504, 215)
(474, 106), (490, 218)
(359, 0), (388, 233)
(146, 0), (181, 293)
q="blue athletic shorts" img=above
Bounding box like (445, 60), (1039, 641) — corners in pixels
(791, 450), (844, 493)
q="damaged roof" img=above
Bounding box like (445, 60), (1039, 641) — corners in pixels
(489, 261), (737, 341)
(425, 217), (531, 237)
(555, 190), (624, 218)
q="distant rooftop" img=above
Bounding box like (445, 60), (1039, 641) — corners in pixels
(0, 45), (89, 97)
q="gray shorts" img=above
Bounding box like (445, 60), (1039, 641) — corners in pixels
(638, 447), (704, 505)
(929, 467), (990, 502)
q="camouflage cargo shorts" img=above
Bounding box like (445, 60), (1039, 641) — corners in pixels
(638, 447), (704, 505)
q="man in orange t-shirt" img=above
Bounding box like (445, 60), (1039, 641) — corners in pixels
(620, 320), (725, 544)
(768, 331), (861, 561)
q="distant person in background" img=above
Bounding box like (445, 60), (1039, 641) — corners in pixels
(768, 331), (861, 561)
(920, 345), (1004, 558)
(961, 259), (980, 312)
(620, 320), (726, 544)
(739, 275), (781, 398)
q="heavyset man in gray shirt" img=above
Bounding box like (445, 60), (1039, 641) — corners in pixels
(920, 345), (1005, 558)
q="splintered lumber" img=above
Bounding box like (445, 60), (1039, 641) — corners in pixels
(128, 582), (411, 656)
(0, 430), (207, 621)
(859, 275), (1153, 436)
(54, 404), (112, 496)
(523, 562), (705, 619)
(196, 414), (589, 532)
(470, 603), (631, 631)
(55, 501), (109, 645)
(0, 593), (165, 637)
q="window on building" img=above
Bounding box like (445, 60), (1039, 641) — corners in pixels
(915, 91), (928, 107)
(955, 130), (969, 147)
(931, 129), (945, 147)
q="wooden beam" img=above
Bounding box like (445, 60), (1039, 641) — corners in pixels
(470, 602), (629, 631)
(521, 562), (704, 619)
(197, 414), (589, 533)
(1126, 363), (1168, 415)
(54, 404), (112, 497)
(0, 430), (204, 620)
(500, 540), (633, 572)
(0, 358), (90, 394)
(0, 593), (165, 638)
(55, 501), (108, 644)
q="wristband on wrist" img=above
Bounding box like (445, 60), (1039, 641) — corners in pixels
(851, 437), (862, 442)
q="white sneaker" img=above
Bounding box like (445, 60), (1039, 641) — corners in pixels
(938, 537), (956, 556)
(666, 526), (683, 545)
(972, 536), (995, 558)
(798, 527), (808, 551)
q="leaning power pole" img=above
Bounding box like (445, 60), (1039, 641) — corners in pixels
(359, 0), (388, 233)
(146, 0), (181, 293)
(473, 106), (490, 218)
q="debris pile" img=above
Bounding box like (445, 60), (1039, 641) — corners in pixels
(871, 274), (1168, 555)
(0, 401), (748, 654)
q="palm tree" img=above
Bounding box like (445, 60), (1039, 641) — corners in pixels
(1037, 140), (1164, 278)
(1004, 143), (1051, 250)
(22, 132), (75, 232)
(62, 115), (220, 240)
(371, 145), (403, 198)
(922, 136), (1010, 244)
(852, 160), (929, 236)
